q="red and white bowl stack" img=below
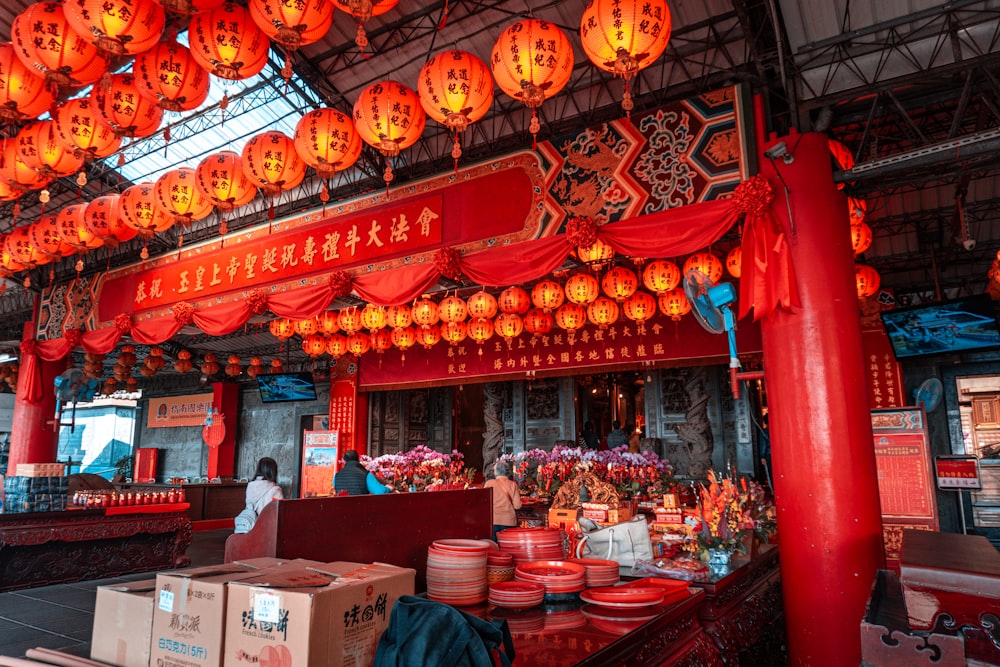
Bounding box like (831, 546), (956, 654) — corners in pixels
(496, 527), (565, 564)
(514, 560), (587, 595)
(487, 580), (545, 610)
(567, 557), (621, 587)
(426, 539), (493, 606)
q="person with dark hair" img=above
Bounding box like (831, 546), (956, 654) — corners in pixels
(579, 420), (600, 449)
(606, 420), (627, 448)
(334, 449), (370, 496)
(484, 460), (521, 541)
(245, 457), (283, 515)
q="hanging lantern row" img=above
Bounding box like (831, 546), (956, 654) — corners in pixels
(0, 0), (673, 221)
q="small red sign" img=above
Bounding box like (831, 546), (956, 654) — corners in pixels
(934, 456), (982, 490)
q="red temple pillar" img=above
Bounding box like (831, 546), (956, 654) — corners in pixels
(6, 327), (62, 476)
(207, 381), (238, 479)
(759, 131), (885, 665)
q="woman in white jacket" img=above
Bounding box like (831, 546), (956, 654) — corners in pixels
(245, 457), (283, 515)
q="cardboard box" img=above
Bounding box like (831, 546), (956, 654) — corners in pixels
(15, 463), (66, 477)
(548, 508), (578, 530)
(91, 579), (157, 667)
(223, 561), (415, 667)
(150, 563), (263, 667)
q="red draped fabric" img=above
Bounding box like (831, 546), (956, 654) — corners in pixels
(20, 184), (798, 402)
(18, 340), (42, 403)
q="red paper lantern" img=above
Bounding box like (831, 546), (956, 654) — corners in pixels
(441, 320), (468, 345)
(353, 80), (426, 188)
(683, 252), (724, 284)
(386, 304), (412, 330)
(391, 325), (417, 352)
(29, 214), (75, 258)
(370, 329), (393, 353)
(658, 288), (690, 321)
(5, 226), (48, 268)
(524, 307), (554, 337)
(642, 259), (680, 294)
(294, 318), (319, 336)
(337, 307), (363, 334)
(87, 195), (138, 244)
(623, 290), (657, 324)
(580, 0), (672, 112)
(241, 131), (307, 198)
(326, 334), (348, 357)
(490, 19), (574, 146)
(346, 331), (371, 355)
(154, 168), (214, 227)
(438, 295), (468, 323)
(415, 324), (441, 348)
(412, 296), (440, 328)
(332, 0), (398, 51)
(565, 272), (600, 305)
(188, 3), (270, 80)
(466, 290), (498, 320)
(133, 40), (211, 112)
(851, 221), (873, 255)
(56, 203), (103, 251)
(468, 318), (494, 345)
(848, 197), (867, 225)
(63, 0), (166, 55)
(90, 73), (164, 138)
(195, 151), (257, 215)
(0, 43), (56, 122)
(302, 333), (328, 357)
(53, 97), (122, 159)
(417, 49), (494, 166)
(498, 286), (530, 315)
(248, 0), (334, 79)
(119, 182), (176, 235)
(555, 303), (587, 332)
(269, 317), (295, 340)
(0, 237), (27, 273)
(725, 247), (742, 279)
(855, 264), (880, 298)
(587, 296), (619, 329)
(0, 180), (22, 202)
(17, 120), (85, 179)
(531, 280), (565, 312)
(0, 140), (48, 192)
(317, 310), (340, 335)
(495, 312), (524, 341)
(11, 2), (109, 88)
(361, 303), (387, 331)
(601, 266), (639, 302)
(577, 238), (615, 267)
(293, 108), (363, 180)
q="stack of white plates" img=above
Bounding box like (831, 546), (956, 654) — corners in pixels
(487, 580), (545, 610)
(567, 557), (621, 587)
(426, 539), (493, 606)
(496, 527), (565, 564)
(514, 560), (587, 594)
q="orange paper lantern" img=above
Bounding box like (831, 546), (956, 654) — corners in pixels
(249, 0), (334, 76)
(317, 310), (340, 335)
(415, 324), (441, 348)
(370, 329), (393, 353)
(441, 320), (468, 345)
(11, 2), (109, 87)
(337, 307), (363, 334)
(84, 195), (131, 245)
(5, 226), (49, 268)
(353, 80), (426, 188)
(658, 288), (690, 321)
(577, 237), (615, 267)
(851, 222), (873, 255)
(332, 0), (398, 51)
(293, 108), (363, 180)
(555, 302), (587, 332)
(53, 97), (122, 159)
(63, 0), (166, 55)
(346, 331), (371, 355)
(386, 304), (412, 330)
(725, 247), (742, 279)
(531, 280), (565, 313)
(133, 40), (211, 112)
(412, 296), (440, 328)
(565, 272), (600, 305)
(587, 296), (619, 329)
(302, 333), (328, 357)
(361, 303), (387, 331)
(0, 140), (48, 191)
(269, 317), (295, 340)
(391, 325), (417, 352)
(623, 290), (657, 324)
(438, 295), (468, 323)
(0, 43), (56, 122)
(498, 286), (530, 315)
(490, 19), (574, 146)
(29, 214), (75, 258)
(326, 334), (348, 357)
(855, 264), (880, 298)
(17, 120), (85, 179)
(154, 168), (214, 226)
(683, 252), (724, 284)
(241, 131), (307, 198)
(601, 266), (639, 302)
(195, 151), (257, 213)
(417, 49), (494, 166)
(466, 290), (499, 320)
(524, 307), (554, 337)
(56, 203), (103, 251)
(495, 312), (524, 341)
(188, 3), (270, 80)
(294, 318), (319, 336)
(90, 72), (164, 138)
(641, 259), (680, 294)
(468, 318), (494, 345)
(119, 182), (176, 235)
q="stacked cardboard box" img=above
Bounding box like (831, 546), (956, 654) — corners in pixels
(2, 475), (68, 512)
(91, 559), (415, 667)
(15, 463), (67, 477)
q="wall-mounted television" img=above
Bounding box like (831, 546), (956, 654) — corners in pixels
(880, 294), (1000, 359)
(257, 372), (318, 403)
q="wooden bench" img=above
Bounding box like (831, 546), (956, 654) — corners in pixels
(224, 488), (493, 592)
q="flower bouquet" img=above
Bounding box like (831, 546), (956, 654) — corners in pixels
(362, 446), (475, 492)
(695, 469), (757, 557)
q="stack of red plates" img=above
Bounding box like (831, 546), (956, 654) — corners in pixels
(578, 586), (664, 608)
(426, 539), (493, 606)
(514, 560), (587, 594)
(496, 527), (565, 564)
(567, 557), (620, 587)
(487, 580), (545, 610)
(622, 577), (694, 606)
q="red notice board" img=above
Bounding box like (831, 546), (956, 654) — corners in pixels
(871, 408), (940, 567)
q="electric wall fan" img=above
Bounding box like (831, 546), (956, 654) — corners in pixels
(683, 269), (764, 398)
(913, 378), (943, 412)
(54, 368), (99, 431)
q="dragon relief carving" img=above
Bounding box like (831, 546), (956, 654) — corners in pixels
(554, 128), (624, 220)
(669, 367), (714, 478)
(482, 382), (504, 479)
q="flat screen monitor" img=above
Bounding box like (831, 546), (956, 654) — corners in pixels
(880, 294), (1000, 359)
(257, 372), (318, 403)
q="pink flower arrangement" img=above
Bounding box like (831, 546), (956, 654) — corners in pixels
(362, 446), (474, 492)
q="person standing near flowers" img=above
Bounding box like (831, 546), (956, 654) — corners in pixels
(334, 449), (370, 496)
(485, 460), (522, 541)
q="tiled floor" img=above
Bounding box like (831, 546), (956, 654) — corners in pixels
(0, 528), (231, 660)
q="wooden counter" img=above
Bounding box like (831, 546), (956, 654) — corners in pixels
(119, 481), (246, 523)
(0, 507), (192, 592)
